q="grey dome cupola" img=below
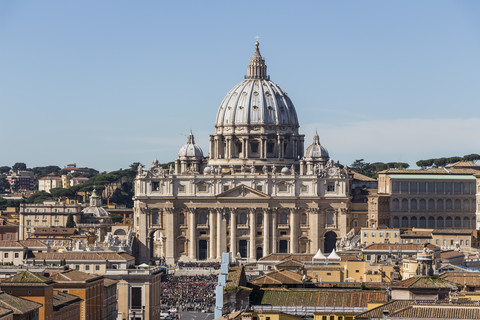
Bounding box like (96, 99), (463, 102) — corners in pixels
(305, 131), (329, 160)
(215, 41), (299, 130)
(178, 132), (203, 159)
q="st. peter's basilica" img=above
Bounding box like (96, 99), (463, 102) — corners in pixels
(133, 42), (353, 264)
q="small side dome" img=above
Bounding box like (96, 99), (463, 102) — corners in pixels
(281, 167), (291, 174)
(178, 131), (204, 159)
(305, 131), (329, 160)
(203, 167), (212, 175)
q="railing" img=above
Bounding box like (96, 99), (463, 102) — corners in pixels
(252, 305), (366, 316)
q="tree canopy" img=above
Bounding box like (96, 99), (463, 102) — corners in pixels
(349, 159), (410, 178)
(416, 154), (480, 169)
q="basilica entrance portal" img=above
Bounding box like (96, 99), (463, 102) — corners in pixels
(324, 231), (337, 253)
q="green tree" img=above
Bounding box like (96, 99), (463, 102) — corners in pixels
(12, 163), (27, 171)
(463, 154), (480, 163)
(50, 188), (75, 199)
(26, 191), (53, 204)
(66, 214), (76, 228)
(0, 177), (10, 192)
(0, 166), (10, 174)
(433, 158), (448, 168)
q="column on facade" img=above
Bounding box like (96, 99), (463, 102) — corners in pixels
(209, 209), (216, 260)
(216, 209), (223, 259)
(189, 209), (196, 260)
(165, 208), (175, 263)
(209, 137), (214, 159)
(230, 209), (237, 257)
(277, 135), (281, 159)
(309, 208), (320, 253)
(271, 209), (277, 253)
(290, 208), (299, 253)
(263, 209), (270, 256)
(244, 138), (249, 159)
(249, 209), (256, 260)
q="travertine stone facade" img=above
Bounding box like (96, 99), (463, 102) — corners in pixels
(134, 42), (352, 264)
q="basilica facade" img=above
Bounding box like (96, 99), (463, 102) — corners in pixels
(133, 42), (353, 264)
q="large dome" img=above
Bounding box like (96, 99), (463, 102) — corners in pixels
(215, 42), (299, 130)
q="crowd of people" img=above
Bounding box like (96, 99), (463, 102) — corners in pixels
(159, 274), (217, 313)
(177, 261), (221, 269)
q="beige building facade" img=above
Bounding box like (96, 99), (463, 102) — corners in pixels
(134, 42), (353, 264)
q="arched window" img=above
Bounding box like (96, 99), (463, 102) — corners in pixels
(301, 213), (308, 225)
(392, 199), (400, 210)
(401, 199), (408, 211)
(463, 217), (470, 228)
(257, 214), (262, 225)
(446, 216), (453, 228)
(239, 212), (247, 225)
(411, 199), (417, 210)
(454, 199), (461, 210)
(437, 199), (444, 210)
(392, 216), (400, 228)
(463, 199), (470, 211)
(410, 216), (418, 228)
(437, 216), (444, 228)
(419, 199), (426, 210)
(401, 216), (408, 228)
(419, 216), (426, 228)
(199, 211), (207, 225)
(427, 216), (435, 228)
(446, 199), (452, 210)
(428, 199), (435, 210)
(454, 217), (461, 228)
(179, 213), (185, 225)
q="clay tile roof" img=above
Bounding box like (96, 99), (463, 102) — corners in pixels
(104, 278), (118, 287)
(440, 250), (464, 259)
(380, 167), (480, 175)
(391, 276), (458, 289)
(250, 270), (304, 286)
(18, 240), (48, 248)
(2, 271), (53, 285)
(50, 269), (102, 283)
(355, 300), (416, 319)
(0, 241), (23, 248)
(275, 259), (303, 268)
(27, 251), (134, 261)
(250, 289), (387, 308)
(393, 304), (480, 319)
(0, 292), (42, 314)
(53, 292), (82, 311)
(350, 170), (376, 181)
(225, 266), (244, 287)
(446, 161), (480, 168)
(439, 271), (480, 287)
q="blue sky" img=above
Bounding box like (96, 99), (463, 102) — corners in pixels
(1, 1), (479, 171)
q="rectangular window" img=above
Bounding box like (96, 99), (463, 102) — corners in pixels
(75, 265), (80, 270)
(371, 232), (375, 237)
(85, 265), (90, 271)
(178, 185), (185, 192)
(3, 253), (8, 258)
(386, 232), (390, 238)
(278, 184), (288, 192)
(223, 185), (230, 192)
(131, 287), (142, 309)
(95, 265), (101, 271)
(255, 185), (262, 192)
(152, 182), (160, 191)
(327, 183), (335, 192)
(251, 142), (259, 153)
(379, 232), (384, 237)
(301, 185), (308, 192)
(6, 234), (11, 240)
(14, 253), (19, 258)
(363, 232), (368, 238)
(198, 184), (207, 192)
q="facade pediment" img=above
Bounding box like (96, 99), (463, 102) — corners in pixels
(216, 184), (270, 199)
